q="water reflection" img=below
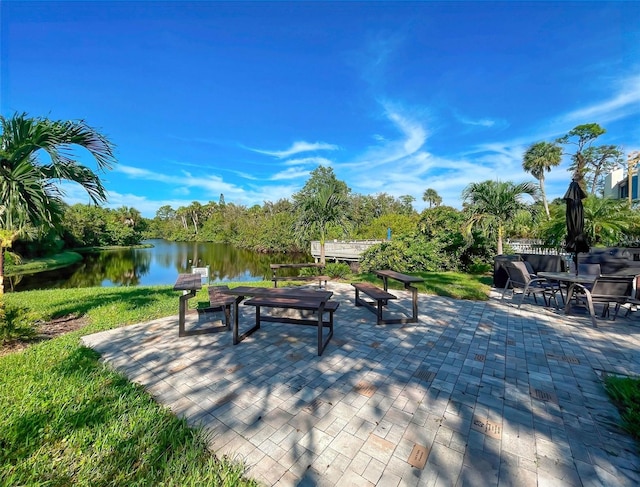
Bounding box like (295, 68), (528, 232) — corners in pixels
(6, 239), (312, 292)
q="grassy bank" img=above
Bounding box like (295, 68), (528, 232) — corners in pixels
(6, 244), (155, 277)
(5, 250), (83, 276)
(0, 284), (260, 486)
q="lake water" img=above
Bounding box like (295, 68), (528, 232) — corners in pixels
(5, 239), (313, 292)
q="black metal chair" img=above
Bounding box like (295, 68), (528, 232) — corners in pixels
(565, 275), (634, 327)
(501, 261), (560, 309)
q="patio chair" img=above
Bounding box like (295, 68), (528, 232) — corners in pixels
(577, 263), (601, 277)
(501, 261), (560, 309)
(565, 275), (633, 327)
(523, 260), (537, 278)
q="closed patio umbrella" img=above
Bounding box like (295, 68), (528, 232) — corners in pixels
(563, 180), (589, 273)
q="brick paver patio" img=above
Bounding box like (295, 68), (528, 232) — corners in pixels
(81, 283), (640, 486)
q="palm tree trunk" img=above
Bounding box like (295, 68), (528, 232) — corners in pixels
(497, 225), (504, 255)
(539, 177), (550, 219)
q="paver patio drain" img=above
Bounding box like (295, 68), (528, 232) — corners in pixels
(370, 341), (381, 348)
(287, 352), (305, 361)
(530, 386), (558, 404)
(304, 397), (323, 414)
(414, 369), (436, 383)
(354, 381), (377, 397)
(407, 444), (429, 469)
(546, 353), (580, 365)
(427, 341), (436, 348)
(332, 338), (348, 347)
(225, 364), (243, 374)
(471, 416), (502, 439)
(506, 339), (516, 346)
(475, 354), (486, 362)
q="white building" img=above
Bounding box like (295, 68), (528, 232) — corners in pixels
(604, 167), (638, 201)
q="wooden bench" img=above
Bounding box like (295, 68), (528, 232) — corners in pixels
(195, 285), (236, 332)
(352, 282), (397, 325)
(243, 296), (338, 355)
(270, 263), (330, 288)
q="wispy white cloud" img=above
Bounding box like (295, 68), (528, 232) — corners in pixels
(553, 73), (640, 128)
(249, 141), (340, 158)
(116, 164), (245, 197)
(269, 167), (312, 181)
(283, 156), (334, 167)
(345, 103), (428, 170)
(454, 112), (509, 130)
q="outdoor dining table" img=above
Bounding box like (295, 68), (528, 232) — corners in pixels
(220, 286), (334, 346)
(537, 271), (599, 315)
(372, 270), (425, 324)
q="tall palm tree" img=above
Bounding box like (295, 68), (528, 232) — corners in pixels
(294, 181), (349, 264)
(462, 180), (538, 255)
(522, 141), (562, 219)
(422, 188), (442, 208)
(0, 112), (116, 293)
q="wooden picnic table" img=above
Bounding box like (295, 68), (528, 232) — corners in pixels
(221, 286), (335, 355)
(374, 270), (424, 324)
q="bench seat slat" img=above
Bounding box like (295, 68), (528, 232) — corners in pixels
(351, 282), (397, 300)
(244, 296), (339, 311)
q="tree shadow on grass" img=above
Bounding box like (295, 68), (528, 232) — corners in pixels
(3, 344), (247, 486)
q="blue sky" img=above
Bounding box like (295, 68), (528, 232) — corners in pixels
(2, 1), (639, 217)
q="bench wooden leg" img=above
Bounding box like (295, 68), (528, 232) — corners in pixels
(178, 290), (195, 337)
(316, 306), (333, 356)
(224, 305), (231, 330)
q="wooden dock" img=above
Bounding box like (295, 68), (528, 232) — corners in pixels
(310, 240), (385, 262)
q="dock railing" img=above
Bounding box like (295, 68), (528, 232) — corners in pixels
(310, 240), (385, 262)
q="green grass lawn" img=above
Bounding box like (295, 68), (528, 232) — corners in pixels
(0, 271), (513, 484)
(351, 271), (493, 301)
(1, 284), (260, 486)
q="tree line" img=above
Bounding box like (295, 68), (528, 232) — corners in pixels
(2, 111), (638, 294)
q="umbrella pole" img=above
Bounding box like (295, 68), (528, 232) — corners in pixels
(573, 252), (579, 275)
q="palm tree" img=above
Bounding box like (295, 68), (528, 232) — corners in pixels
(539, 196), (638, 248)
(0, 113), (116, 294)
(294, 181), (349, 264)
(522, 141), (562, 220)
(422, 188), (442, 208)
(462, 180), (538, 255)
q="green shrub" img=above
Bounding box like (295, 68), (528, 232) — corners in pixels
(324, 262), (351, 279)
(299, 266), (321, 276)
(359, 241), (408, 273)
(468, 258), (493, 274)
(0, 299), (36, 343)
